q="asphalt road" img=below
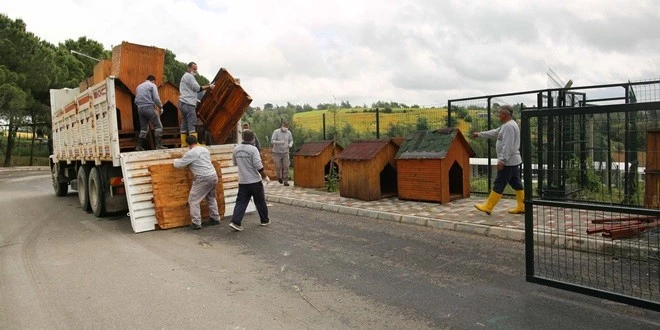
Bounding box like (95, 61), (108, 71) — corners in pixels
(1, 170), (659, 329)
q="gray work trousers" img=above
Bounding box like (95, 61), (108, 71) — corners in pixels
(178, 101), (197, 134)
(188, 174), (220, 225)
(272, 152), (290, 182)
(137, 105), (163, 138)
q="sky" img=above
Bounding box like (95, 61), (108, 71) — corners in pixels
(1, 0), (659, 108)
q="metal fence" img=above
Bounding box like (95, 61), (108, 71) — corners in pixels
(0, 124), (51, 166)
(520, 80), (660, 310)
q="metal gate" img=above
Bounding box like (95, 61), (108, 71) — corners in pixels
(521, 81), (660, 310)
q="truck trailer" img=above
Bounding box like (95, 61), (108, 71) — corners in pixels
(49, 42), (253, 233)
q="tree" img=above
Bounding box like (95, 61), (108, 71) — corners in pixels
(61, 37), (109, 77)
(1, 14), (84, 166)
(415, 116), (429, 131)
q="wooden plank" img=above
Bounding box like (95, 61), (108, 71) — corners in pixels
(590, 216), (658, 224)
(149, 161), (226, 230)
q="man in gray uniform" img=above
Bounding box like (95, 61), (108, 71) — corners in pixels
(134, 75), (165, 150)
(178, 62), (215, 147)
(242, 122), (261, 151)
(229, 130), (269, 232)
(173, 135), (221, 230)
(471, 104), (524, 214)
(271, 121), (293, 186)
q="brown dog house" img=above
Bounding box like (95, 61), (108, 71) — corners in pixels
(396, 128), (475, 203)
(337, 139), (400, 201)
(293, 141), (343, 188)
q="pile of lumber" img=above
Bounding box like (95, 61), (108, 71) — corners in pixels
(587, 216), (660, 239)
(149, 161), (226, 229)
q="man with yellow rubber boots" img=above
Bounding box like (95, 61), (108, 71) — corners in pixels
(471, 104), (525, 215)
(178, 61), (215, 147)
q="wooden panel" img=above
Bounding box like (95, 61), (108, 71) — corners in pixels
(111, 42), (165, 94)
(197, 68), (252, 144)
(397, 159), (442, 202)
(93, 60), (112, 84)
(115, 88), (134, 132)
(445, 138), (472, 200)
(645, 172), (659, 209)
(260, 147), (278, 180)
(648, 130), (660, 171)
(149, 161), (226, 229)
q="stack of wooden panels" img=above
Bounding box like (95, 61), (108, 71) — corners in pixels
(260, 147), (278, 180)
(587, 216), (659, 239)
(149, 161), (226, 229)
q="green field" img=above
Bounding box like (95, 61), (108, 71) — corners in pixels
(292, 107), (474, 132)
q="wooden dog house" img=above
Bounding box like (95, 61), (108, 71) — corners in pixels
(293, 141), (343, 188)
(337, 139), (400, 201)
(396, 128), (475, 203)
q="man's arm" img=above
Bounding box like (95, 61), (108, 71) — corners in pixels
(150, 83), (163, 110)
(477, 126), (500, 140)
(287, 132), (293, 148)
(173, 150), (197, 168)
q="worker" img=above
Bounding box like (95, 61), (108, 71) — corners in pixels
(178, 62), (214, 147)
(173, 134), (221, 230)
(134, 75), (165, 150)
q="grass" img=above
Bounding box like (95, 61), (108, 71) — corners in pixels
(294, 107), (454, 133)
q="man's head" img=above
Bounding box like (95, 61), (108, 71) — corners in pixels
(281, 121), (289, 132)
(187, 62), (198, 76)
(242, 129), (255, 143)
(146, 75), (156, 82)
(185, 134), (198, 147)
(242, 122), (250, 130)
(498, 105), (513, 123)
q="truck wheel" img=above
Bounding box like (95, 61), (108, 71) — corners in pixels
(51, 163), (68, 197)
(77, 166), (91, 212)
(89, 167), (106, 217)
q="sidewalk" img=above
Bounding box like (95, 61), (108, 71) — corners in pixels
(264, 182), (526, 242)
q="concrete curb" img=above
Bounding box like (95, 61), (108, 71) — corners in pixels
(266, 193), (526, 242)
(0, 166), (49, 172)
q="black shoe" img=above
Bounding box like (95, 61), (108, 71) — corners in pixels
(278, 178), (283, 184)
(260, 219), (270, 226)
(208, 218), (221, 226)
(283, 181), (290, 186)
(229, 222), (244, 232)
(191, 223), (202, 230)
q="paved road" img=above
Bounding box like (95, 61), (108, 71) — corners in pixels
(1, 170), (659, 328)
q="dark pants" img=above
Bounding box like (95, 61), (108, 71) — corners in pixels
(231, 182), (269, 225)
(492, 165), (523, 194)
(178, 101), (197, 134)
(137, 105), (163, 138)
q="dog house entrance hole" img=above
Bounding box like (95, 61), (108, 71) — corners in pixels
(380, 163), (397, 198)
(448, 161), (463, 201)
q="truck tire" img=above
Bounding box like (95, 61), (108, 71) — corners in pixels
(89, 167), (106, 217)
(77, 166), (91, 212)
(51, 163), (68, 197)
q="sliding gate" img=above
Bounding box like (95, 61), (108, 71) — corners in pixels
(521, 85), (660, 310)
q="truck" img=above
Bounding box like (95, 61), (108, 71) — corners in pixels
(49, 42), (253, 233)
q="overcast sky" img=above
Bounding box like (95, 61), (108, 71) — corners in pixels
(1, 0), (658, 108)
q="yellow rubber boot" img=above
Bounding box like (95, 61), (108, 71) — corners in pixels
(508, 190), (525, 214)
(190, 132), (203, 145)
(180, 133), (188, 147)
(474, 191), (502, 215)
